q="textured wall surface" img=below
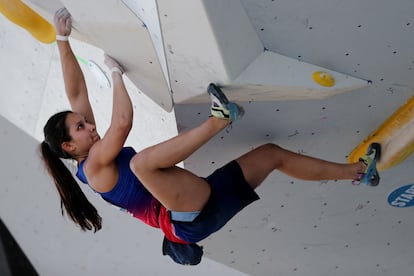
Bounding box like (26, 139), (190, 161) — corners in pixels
(1, 0), (414, 275)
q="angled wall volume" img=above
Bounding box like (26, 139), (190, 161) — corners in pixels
(25, 0), (173, 111)
(158, 0), (368, 104)
(22, 0), (368, 110)
(185, 50), (370, 103)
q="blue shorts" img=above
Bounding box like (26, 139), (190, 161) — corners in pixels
(172, 160), (260, 243)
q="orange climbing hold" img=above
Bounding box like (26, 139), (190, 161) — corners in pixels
(0, 0), (56, 44)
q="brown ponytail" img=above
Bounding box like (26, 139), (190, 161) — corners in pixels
(40, 111), (102, 232)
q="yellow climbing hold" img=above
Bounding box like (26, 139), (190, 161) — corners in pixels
(348, 95), (414, 171)
(312, 71), (335, 87)
(0, 0), (56, 44)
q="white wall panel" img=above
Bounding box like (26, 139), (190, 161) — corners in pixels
(1, 0), (414, 275)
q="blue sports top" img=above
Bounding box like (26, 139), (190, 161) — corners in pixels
(76, 146), (192, 244)
(76, 147), (159, 227)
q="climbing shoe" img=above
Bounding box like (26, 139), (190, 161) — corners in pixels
(354, 142), (381, 186)
(207, 83), (244, 122)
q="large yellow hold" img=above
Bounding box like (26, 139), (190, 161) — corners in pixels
(0, 0), (55, 44)
(349, 95), (414, 171)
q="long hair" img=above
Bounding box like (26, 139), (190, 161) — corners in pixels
(40, 110), (102, 232)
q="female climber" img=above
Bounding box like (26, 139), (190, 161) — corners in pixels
(40, 8), (380, 265)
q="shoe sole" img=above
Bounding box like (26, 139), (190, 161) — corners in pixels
(207, 83), (229, 105)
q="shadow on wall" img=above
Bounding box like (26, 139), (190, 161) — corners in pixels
(0, 218), (38, 276)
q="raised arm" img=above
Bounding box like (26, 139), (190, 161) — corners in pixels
(84, 56), (133, 192)
(54, 8), (95, 124)
(96, 55), (133, 159)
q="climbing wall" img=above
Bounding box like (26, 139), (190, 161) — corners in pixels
(1, 0), (414, 275)
(174, 1), (414, 274)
